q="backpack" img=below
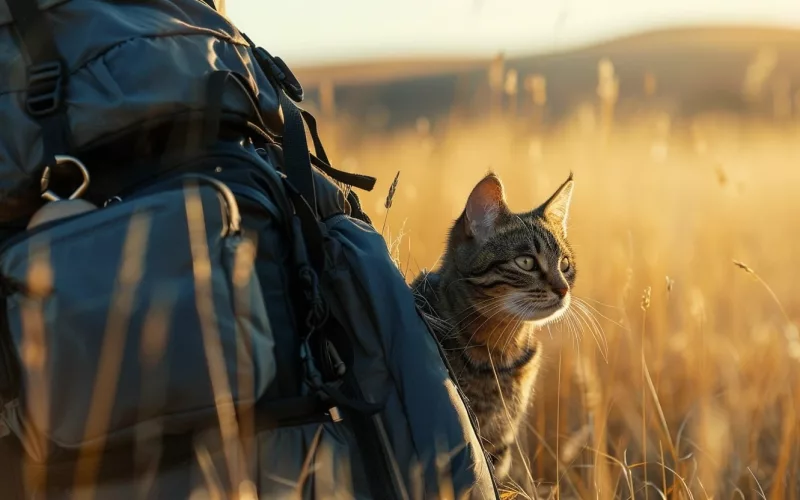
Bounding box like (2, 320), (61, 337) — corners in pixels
(0, 1), (500, 499)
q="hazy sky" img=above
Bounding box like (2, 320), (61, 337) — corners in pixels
(226, 0), (800, 66)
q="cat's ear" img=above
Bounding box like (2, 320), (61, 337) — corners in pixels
(542, 173), (574, 235)
(465, 173), (506, 241)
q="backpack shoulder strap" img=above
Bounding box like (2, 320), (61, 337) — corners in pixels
(4, 0), (71, 173)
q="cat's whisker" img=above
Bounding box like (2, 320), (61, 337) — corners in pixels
(572, 301), (610, 361)
(451, 296), (511, 321)
(565, 309), (581, 348)
(422, 294), (513, 342)
(441, 300), (511, 341)
(559, 307), (581, 350)
(573, 299), (608, 349)
(560, 305), (583, 350)
(578, 296), (622, 311)
(494, 310), (526, 360)
(453, 303), (519, 380)
(545, 323), (557, 341)
(568, 303), (596, 342)
(437, 294), (510, 327)
(573, 296), (629, 331)
(486, 310), (521, 359)
(580, 306), (609, 354)
(476, 299), (529, 356)
(457, 298), (521, 341)
(456, 294), (509, 310)
(569, 305), (593, 346)
(541, 300), (588, 356)
(498, 304), (544, 358)
(556, 301), (608, 363)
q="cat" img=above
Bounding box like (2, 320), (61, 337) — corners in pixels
(411, 172), (576, 487)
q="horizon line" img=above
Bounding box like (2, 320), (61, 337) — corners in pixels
(276, 19), (800, 69)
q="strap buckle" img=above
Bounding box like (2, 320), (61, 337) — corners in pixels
(253, 46), (304, 103)
(26, 60), (65, 117)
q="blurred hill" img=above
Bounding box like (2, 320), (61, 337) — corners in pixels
(291, 25), (800, 131)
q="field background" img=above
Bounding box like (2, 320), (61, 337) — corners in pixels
(292, 26), (800, 499)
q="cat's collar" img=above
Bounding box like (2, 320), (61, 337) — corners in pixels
(462, 345), (537, 375)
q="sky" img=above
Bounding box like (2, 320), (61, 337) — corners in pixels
(226, 0), (800, 66)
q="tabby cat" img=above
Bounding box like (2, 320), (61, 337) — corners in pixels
(411, 172), (576, 485)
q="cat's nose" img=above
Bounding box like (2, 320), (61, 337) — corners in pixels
(553, 287), (569, 298)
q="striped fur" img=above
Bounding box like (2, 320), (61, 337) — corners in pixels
(412, 172), (576, 487)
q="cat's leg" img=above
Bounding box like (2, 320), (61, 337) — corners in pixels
(490, 445), (512, 482)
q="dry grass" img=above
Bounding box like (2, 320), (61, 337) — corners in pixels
(10, 64), (800, 499)
(326, 105), (800, 498)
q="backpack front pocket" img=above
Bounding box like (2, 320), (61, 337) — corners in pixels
(0, 176), (276, 460)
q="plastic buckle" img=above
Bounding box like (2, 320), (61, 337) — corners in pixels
(273, 56), (304, 103)
(26, 61), (64, 117)
(254, 47), (304, 103)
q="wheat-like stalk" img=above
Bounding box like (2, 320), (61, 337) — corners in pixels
(381, 171), (400, 236)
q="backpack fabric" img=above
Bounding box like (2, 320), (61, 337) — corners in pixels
(0, 1), (499, 499)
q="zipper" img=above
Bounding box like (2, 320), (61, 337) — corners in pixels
(0, 174), (246, 257)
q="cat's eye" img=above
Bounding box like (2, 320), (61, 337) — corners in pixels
(514, 256), (536, 271)
(560, 257), (571, 273)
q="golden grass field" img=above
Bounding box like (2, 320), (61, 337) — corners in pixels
(319, 105), (800, 498)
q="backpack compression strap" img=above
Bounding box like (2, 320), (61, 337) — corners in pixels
(240, 35), (377, 193)
(0, 4), (67, 497)
(4, 0), (72, 174)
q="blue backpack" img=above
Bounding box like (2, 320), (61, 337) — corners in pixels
(0, 0), (498, 498)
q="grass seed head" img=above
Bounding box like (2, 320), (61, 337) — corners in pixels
(641, 286), (652, 311)
(385, 171), (401, 209)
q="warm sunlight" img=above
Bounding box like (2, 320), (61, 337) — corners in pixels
(0, 1), (798, 499)
(227, 0), (800, 64)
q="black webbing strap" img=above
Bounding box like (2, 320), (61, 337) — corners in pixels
(277, 88), (319, 216)
(301, 110), (376, 191)
(264, 58), (377, 273)
(240, 35), (376, 195)
(5, 0), (71, 169)
(299, 110), (330, 164)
